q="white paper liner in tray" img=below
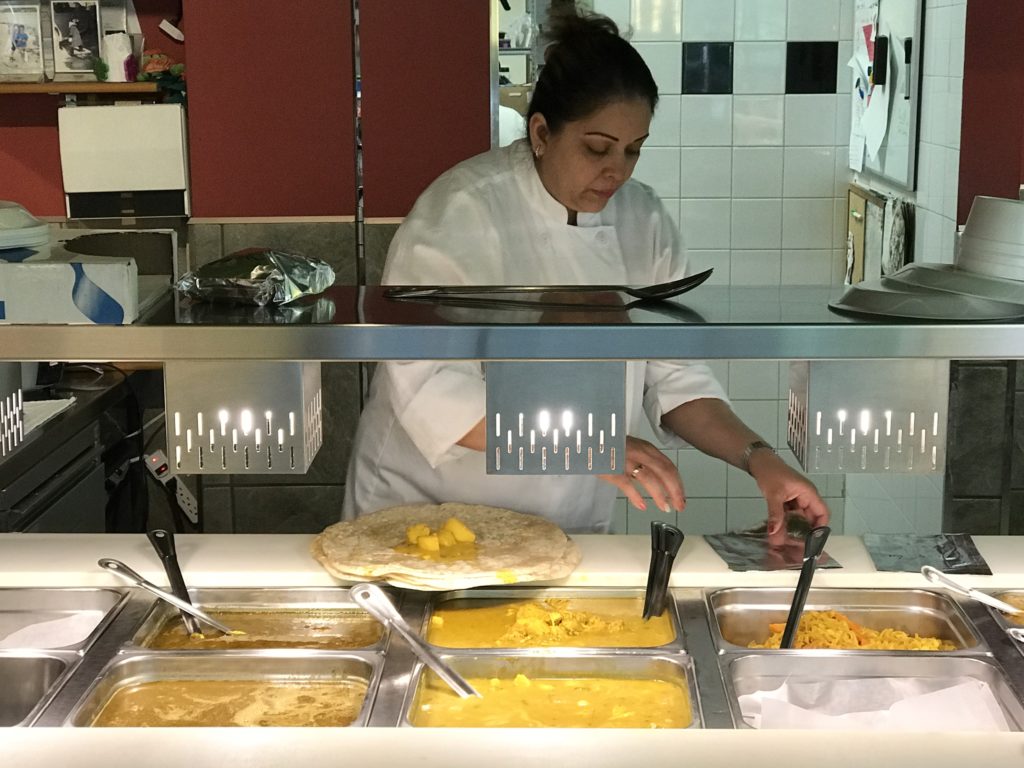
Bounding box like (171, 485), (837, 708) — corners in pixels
(739, 677), (1011, 731)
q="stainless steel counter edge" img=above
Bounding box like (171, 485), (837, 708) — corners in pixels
(5, 322), (1024, 361)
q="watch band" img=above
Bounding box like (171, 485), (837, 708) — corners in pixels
(741, 439), (776, 474)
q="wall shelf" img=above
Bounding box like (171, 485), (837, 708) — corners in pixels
(0, 82), (159, 95)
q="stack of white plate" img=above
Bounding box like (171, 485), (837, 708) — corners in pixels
(957, 196), (1024, 281)
(0, 201), (49, 250)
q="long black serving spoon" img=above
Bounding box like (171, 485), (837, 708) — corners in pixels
(779, 526), (831, 649)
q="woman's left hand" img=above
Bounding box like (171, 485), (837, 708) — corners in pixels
(747, 450), (830, 546)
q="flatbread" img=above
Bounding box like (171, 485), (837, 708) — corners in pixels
(311, 502), (581, 591)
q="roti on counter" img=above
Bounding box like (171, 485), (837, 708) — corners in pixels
(311, 502), (581, 591)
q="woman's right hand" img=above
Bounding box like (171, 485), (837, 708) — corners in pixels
(598, 436), (686, 514)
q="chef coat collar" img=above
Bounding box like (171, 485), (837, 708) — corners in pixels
(513, 140), (609, 229)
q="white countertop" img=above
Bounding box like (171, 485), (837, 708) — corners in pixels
(5, 532), (1024, 767)
(2, 532), (1024, 589)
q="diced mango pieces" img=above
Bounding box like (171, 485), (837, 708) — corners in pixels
(437, 529), (456, 548)
(416, 534), (440, 552)
(443, 517), (476, 543)
(406, 523), (431, 545)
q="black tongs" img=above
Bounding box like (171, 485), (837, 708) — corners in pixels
(147, 528), (201, 636)
(778, 526), (831, 649)
(643, 520), (685, 620)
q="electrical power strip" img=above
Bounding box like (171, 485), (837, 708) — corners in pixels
(144, 449), (199, 524)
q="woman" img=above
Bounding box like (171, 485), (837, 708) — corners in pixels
(344, 9), (828, 541)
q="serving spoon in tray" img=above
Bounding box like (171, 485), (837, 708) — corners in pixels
(384, 268), (714, 303)
(920, 566), (1023, 615)
(98, 558), (241, 637)
(349, 582), (481, 699)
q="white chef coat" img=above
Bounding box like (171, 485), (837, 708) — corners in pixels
(342, 139), (727, 533)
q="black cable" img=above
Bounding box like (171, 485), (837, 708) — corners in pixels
(64, 363), (149, 532)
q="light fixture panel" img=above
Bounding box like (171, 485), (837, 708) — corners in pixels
(485, 361), (626, 474)
(788, 360), (949, 474)
(164, 361), (322, 474)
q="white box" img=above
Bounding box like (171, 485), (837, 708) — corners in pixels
(0, 244), (138, 325)
(58, 103), (190, 217)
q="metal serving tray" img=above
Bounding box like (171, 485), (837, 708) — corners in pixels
(63, 651), (383, 727)
(400, 652), (702, 728)
(127, 587), (387, 651)
(0, 653), (74, 727)
(0, 588), (128, 652)
(420, 588), (684, 652)
(724, 653), (1024, 730)
(707, 587), (980, 652)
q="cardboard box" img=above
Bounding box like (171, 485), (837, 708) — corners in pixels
(0, 244), (139, 325)
(499, 83), (533, 116)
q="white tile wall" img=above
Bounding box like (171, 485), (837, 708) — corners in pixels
(617, 0), (966, 537)
(732, 95), (785, 145)
(732, 147), (784, 197)
(680, 95), (732, 145)
(733, 42), (787, 94)
(786, 0), (840, 41)
(680, 146), (732, 197)
(681, 0), (734, 42)
(735, 0), (787, 41)
(731, 199), (782, 249)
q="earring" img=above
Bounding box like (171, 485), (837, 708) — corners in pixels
(533, 145), (543, 158)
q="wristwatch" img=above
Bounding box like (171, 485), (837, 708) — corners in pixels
(740, 440), (777, 474)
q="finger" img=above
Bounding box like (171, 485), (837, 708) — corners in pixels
(628, 456), (686, 512)
(634, 471), (686, 513)
(765, 496), (787, 547)
(598, 473), (647, 512)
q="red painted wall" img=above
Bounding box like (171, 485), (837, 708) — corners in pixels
(0, 95), (64, 216)
(958, 2), (1024, 223)
(183, 0), (355, 217)
(0, 2), (487, 220)
(359, 0), (491, 218)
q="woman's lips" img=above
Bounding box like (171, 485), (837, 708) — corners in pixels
(591, 188), (616, 199)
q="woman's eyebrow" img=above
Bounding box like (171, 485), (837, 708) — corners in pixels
(584, 131), (650, 143)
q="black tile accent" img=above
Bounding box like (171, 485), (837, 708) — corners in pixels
(946, 498), (1002, 535)
(1010, 490), (1024, 535)
(682, 42), (733, 95)
(785, 41), (839, 94)
(946, 364), (1009, 498)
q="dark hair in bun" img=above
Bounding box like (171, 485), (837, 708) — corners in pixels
(527, 6), (659, 133)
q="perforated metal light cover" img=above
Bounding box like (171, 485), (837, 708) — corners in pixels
(485, 361), (626, 474)
(164, 361), (322, 474)
(787, 360), (948, 474)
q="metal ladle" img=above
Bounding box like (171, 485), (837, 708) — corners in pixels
(920, 566), (1023, 615)
(98, 558), (239, 636)
(349, 582), (480, 699)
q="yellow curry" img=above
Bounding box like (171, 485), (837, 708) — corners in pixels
(90, 679), (368, 727)
(412, 672), (691, 728)
(427, 597), (674, 648)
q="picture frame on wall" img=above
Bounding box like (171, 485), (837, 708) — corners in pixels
(0, 2), (45, 82)
(50, 0), (100, 78)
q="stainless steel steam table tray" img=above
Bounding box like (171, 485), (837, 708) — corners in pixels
(19, 585), (1024, 731)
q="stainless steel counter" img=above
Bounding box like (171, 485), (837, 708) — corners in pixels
(3, 286), (1024, 362)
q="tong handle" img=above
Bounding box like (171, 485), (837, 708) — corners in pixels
(147, 529), (200, 635)
(779, 526), (831, 649)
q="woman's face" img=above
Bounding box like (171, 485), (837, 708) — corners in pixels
(529, 97), (652, 222)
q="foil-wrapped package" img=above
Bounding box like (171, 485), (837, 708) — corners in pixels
(175, 248), (335, 306)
